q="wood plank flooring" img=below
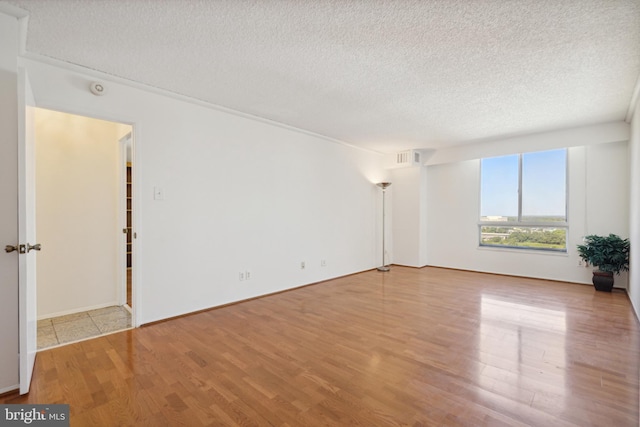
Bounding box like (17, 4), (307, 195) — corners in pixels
(2, 267), (639, 426)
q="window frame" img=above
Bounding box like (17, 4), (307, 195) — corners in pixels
(478, 149), (569, 252)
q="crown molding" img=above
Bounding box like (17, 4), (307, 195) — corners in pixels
(625, 73), (640, 123)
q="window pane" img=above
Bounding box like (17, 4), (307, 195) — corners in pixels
(480, 226), (567, 251)
(480, 155), (518, 221)
(522, 149), (566, 221)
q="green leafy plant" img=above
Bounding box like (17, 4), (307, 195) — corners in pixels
(577, 234), (630, 275)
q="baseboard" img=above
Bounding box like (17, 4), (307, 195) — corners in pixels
(0, 384), (19, 396)
(389, 263), (428, 269)
(38, 300), (121, 320)
(142, 267), (376, 327)
(418, 264), (607, 287)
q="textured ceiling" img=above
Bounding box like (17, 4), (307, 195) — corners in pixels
(7, 0), (640, 153)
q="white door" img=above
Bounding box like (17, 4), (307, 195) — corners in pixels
(17, 67), (38, 395)
(119, 133), (132, 308)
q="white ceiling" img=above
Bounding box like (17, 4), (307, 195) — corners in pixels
(7, 0), (640, 153)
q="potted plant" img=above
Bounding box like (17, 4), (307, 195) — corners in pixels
(577, 234), (630, 292)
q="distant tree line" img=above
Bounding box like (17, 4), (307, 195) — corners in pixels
(481, 227), (566, 249)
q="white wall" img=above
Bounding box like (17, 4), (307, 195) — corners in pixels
(22, 58), (384, 325)
(426, 122), (629, 166)
(35, 109), (125, 318)
(0, 10), (20, 393)
(426, 138), (630, 285)
(391, 166), (428, 267)
(628, 97), (640, 318)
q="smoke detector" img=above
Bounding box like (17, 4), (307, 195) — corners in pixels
(89, 82), (106, 96)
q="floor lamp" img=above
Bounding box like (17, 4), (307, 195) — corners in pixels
(376, 182), (391, 272)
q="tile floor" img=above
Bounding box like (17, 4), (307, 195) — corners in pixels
(37, 305), (132, 350)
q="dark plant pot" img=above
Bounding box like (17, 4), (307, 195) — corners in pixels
(592, 270), (614, 292)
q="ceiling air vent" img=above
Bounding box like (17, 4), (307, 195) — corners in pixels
(385, 149), (428, 169)
(393, 150), (421, 167)
(396, 151), (410, 165)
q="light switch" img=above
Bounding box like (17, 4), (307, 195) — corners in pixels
(153, 186), (164, 200)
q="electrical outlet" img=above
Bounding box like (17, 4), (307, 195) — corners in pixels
(301, 261), (305, 270)
(239, 272), (245, 281)
(321, 259), (327, 267)
(577, 260), (583, 267)
(245, 270), (252, 280)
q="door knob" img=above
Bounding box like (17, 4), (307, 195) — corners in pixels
(5, 244), (39, 253)
(27, 243), (41, 252)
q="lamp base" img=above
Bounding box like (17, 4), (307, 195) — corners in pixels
(376, 266), (390, 272)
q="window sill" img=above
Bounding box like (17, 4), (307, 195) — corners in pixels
(477, 245), (569, 256)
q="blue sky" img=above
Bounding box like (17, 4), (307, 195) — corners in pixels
(481, 149), (566, 218)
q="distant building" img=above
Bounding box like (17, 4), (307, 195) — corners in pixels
(484, 216), (508, 222)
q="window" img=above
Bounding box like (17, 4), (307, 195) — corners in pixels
(480, 149), (567, 251)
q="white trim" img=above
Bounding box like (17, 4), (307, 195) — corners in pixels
(625, 73), (640, 123)
(130, 126), (140, 328)
(480, 221), (569, 228)
(0, 4), (29, 58)
(0, 3), (29, 18)
(476, 245), (569, 257)
(0, 384), (19, 395)
(118, 133), (132, 308)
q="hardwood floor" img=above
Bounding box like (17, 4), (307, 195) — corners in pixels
(2, 267), (639, 426)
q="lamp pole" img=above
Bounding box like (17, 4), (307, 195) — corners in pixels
(376, 182), (391, 272)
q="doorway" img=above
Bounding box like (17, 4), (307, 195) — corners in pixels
(33, 108), (134, 349)
(121, 132), (133, 309)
